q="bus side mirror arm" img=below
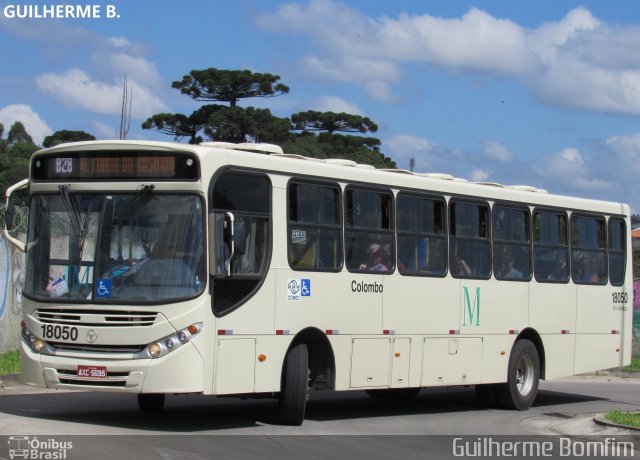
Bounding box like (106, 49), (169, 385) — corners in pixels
(4, 178), (28, 252)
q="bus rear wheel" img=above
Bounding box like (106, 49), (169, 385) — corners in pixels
(137, 393), (165, 412)
(279, 343), (309, 425)
(497, 339), (540, 410)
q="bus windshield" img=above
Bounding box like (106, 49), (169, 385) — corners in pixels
(24, 192), (205, 303)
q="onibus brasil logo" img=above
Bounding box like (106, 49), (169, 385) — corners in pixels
(8, 436), (73, 459)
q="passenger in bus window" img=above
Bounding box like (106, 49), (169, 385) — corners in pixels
(456, 259), (474, 276)
(578, 255), (599, 283)
(547, 257), (567, 281)
(359, 243), (389, 272)
(502, 258), (523, 279)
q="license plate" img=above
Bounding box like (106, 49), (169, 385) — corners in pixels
(76, 365), (107, 379)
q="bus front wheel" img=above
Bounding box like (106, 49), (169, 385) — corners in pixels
(498, 339), (540, 410)
(279, 343), (309, 425)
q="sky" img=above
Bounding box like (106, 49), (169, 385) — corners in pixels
(1, 0), (640, 212)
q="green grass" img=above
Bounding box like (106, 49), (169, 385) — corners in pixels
(0, 349), (20, 375)
(622, 357), (640, 370)
(605, 410), (640, 428)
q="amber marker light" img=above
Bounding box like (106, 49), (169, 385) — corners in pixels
(394, 352), (401, 358)
(500, 351), (506, 356)
(258, 354), (267, 363)
(188, 324), (198, 335)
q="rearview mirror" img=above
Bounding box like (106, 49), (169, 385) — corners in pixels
(4, 178), (29, 251)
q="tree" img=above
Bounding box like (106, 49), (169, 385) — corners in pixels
(0, 124), (39, 197)
(7, 122), (33, 146)
(0, 124), (6, 156)
(204, 106), (292, 143)
(142, 105), (224, 144)
(291, 111), (378, 134)
(282, 132), (396, 169)
(172, 68), (290, 106)
(42, 130), (96, 148)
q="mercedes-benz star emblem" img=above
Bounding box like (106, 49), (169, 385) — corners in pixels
(86, 330), (98, 344)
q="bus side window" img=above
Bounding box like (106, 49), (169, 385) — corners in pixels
(449, 201), (490, 279)
(608, 218), (626, 286)
(345, 188), (394, 273)
(288, 182), (341, 271)
(397, 194), (446, 276)
(493, 205), (531, 281)
(571, 215), (607, 285)
(533, 211), (569, 283)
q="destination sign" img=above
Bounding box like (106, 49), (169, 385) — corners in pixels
(32, 151), (199, 181)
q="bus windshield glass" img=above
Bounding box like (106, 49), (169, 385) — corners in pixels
(24, 192), (205, 303)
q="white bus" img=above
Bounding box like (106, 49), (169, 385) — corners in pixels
(4, 140), (632, 425)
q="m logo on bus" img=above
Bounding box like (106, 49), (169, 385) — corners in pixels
(462, 286), (481, 327)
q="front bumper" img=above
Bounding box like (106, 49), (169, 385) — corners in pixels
(20, 338), (204, 393)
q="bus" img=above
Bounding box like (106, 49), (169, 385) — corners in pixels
(4, 140), (632, 425)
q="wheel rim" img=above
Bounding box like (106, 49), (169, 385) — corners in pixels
(516, 354), (535, 396)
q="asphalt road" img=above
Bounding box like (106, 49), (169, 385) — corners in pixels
(0, 375), (639, 459)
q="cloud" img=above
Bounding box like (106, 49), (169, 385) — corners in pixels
(385, 133), (438, 171)
(385, 129), (639, 210)
(90, 121), (117, 139)
(470, 168), (490, 182)
(0, 104), (51, 145)
(313, 96), (362, 114)
(5, 18), (169, 121)
(483, 140), (513, 162)
(257, 2), (640, 115)
(605, 132), (640, 171)
(303, 56), (400, 103)
(35, 68), (167, 120)
(533, 146), (613, 200)
(0, 14), (94, 46)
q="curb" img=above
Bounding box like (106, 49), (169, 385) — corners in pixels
(594, 414), (640, 432)
(0, 373), (20, 387)
(582, 369), (640, 378)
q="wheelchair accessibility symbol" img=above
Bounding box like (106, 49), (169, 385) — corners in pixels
(301, 279), (311, 297)
(287, 278), (311, 301)
(96, 279), (112, 298)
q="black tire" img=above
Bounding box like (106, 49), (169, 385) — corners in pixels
(137, 393), (165, 412)
(366, 388), (420, 400)
(475, 384), (499, 407)
(497, 339), (540, 410)
(279, 343), (309, 425)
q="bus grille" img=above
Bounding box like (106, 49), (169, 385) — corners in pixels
(35, 309), (158, 327)
(48, 342), (146, 354)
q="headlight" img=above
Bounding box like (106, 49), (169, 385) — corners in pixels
(145, 323), (202, 359)
(22, 324), (48, 354)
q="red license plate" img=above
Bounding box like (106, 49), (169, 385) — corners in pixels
(76, 365), (107, 379)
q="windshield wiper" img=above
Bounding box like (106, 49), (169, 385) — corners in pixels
(113, 184), (155, 229)
(59, 185), (83, 239)
(59, 185), (93, 276)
